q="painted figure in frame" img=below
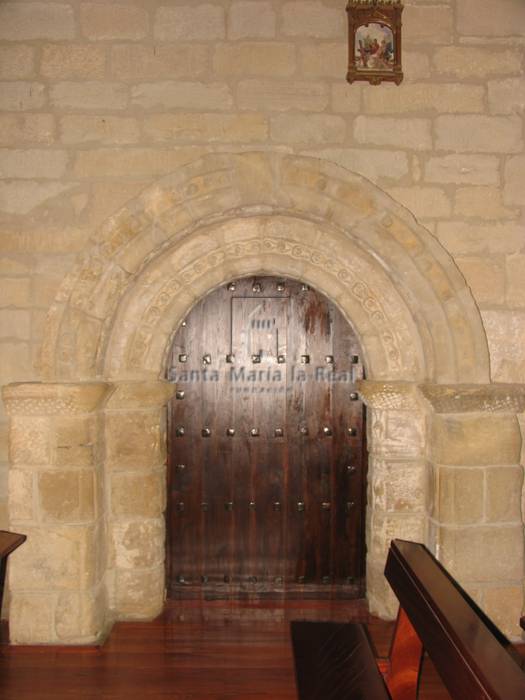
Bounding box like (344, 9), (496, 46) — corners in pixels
(355, 22), (395, 71)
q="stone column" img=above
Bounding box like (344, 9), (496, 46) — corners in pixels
(357, 381), (428, 619)
(104, 381), (175, 620)
(2, 382), (111, 644)
(421, 384), (525, 639)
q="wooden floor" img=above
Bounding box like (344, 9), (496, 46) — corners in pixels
(0, 598), (512, 699)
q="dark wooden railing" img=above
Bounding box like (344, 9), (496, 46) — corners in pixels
(291, 539), (525, 700)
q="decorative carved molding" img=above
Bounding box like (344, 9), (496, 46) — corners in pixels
(357, 380), (421, 410)
(2, 382), (113, 416)
(419, 383), (525, 414)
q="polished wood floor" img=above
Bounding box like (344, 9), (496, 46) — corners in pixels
(0, 599), (520, 699)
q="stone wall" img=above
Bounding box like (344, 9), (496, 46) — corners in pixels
(0, 0), (524, 643)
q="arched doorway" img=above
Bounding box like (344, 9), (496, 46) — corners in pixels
(6, 152), (517, 649)
(166, 276), (367, 599)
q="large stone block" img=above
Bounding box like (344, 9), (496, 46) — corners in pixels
(144, 113), (267, 144)
(457, 0), (525, 37)
(331, 84), (362, 113)
(0, 45), (34, 79)
(354, 116), (432, 151)
(403, 4), (453, 44)
(433, 47), (523, 78)
(8, 469), (34, 521)
(364, 83), (484, 115)
(270, 114), (345, 145)
(370, 459), (427, 513)
(111, 44), (208, 81)
(237, 79), (328, 112)
(506, 256), (525, 308)
(486, 465), (523, 523)
(0, 310), (30, 340)
(281, 1), (344, 38)
(74, 146), (203, 179)
(430, 414), (521, 466)
(387, 186), (451, 219)
(0, 114), (55, 146)
(41, 44), (106, 80)
(1, 277), (31, 306)
(432, 465), (484, 524)
(111, 519), (164, 569)
(0, 82), (45, 111)
(9, 525), (98, 591)
(50, 82), (128, 111)
(369, 511), (427, 560)
(60, 115), (140, 145)
(113, 566), (164, 619)
(0, 3), (75, 40)
(39, 471), (95, 522)
(105, 411), (164, 470)
(300, 43), (346, 78)
(229, 1), (276, 39)
(435, 115), (522, 154)
(436, 221), (524, 255)
(154, 5), (225, 41)
(9, 592), (55, 644)
(0, 343), (31, 383)
(455, 257), (505, 305)
(110, 471), (164, 518)
(213, 42), (296, 77)
(302, 147), (409, 182)
(439, 525), (523, 582)
(0, 149), (67, 179)
(368, 409), (426, 459)
(425, 155), (500, 185)
(504, 155), (525, 206)
(9, 416), (51, 466)
(80, 3), (148, 40)
(482, 311), (525, 384)
(488, 78), (525, 116)
(454, 186), (515, 219)
(483, 585), (523, 639)
(55, 587), (106, 642)
(132, 81), (232, 110)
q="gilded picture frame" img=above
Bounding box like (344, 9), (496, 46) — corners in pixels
(346, 0), (403, 86)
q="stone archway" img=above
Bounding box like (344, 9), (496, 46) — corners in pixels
(3, 152), (524, 645)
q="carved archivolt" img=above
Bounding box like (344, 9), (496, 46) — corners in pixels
(39, 152), (489, 385)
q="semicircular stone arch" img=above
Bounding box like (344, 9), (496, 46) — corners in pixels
(40, 151), (489, 385)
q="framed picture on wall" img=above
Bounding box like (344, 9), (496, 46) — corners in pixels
(346, 0), (404, 86)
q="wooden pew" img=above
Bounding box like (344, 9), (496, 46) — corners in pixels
(0, 531), (26, 612)
(291, 539), (525, 700)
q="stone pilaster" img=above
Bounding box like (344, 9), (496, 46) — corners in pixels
(357, 381), (429, 619)
(421, 383), (525, 639)
(103, 381), (175, 620)
(2, 382), (112, 644)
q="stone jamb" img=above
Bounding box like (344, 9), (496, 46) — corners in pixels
(2, 382), (112, 644)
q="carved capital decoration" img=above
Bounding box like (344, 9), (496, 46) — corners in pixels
(2, 382), (113, 416)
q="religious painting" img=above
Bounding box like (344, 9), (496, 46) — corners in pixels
(346, 1), (403, 86)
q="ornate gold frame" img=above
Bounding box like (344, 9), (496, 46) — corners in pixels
(346, 0), (403, 86)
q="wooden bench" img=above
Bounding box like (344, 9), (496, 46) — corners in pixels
(291, 539), (525, 699)
(0, 530), (26, 611)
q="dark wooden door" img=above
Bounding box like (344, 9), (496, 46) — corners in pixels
(166, 277), (367, 599)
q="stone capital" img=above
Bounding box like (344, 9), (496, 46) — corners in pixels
(104, 380), (176, 410)
(356, 380), (421, 410)
(2, 382), (113, 417)
(418, 383), (525, 414)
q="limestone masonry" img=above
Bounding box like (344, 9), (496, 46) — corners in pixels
(0, 0), (523, 644)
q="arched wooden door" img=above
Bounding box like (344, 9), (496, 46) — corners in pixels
(166, 277), (367, 599)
